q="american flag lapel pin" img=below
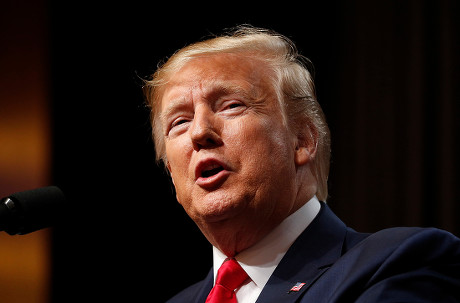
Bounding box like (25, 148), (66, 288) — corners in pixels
(288, 282), (306, 293)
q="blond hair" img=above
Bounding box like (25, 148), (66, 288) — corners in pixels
(144, 25), (331, 201)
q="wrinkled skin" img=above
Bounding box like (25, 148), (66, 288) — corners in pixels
(160, 53), (317, 256)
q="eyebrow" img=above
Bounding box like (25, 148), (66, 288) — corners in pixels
(160, 97), (191, 126)
(161, 80), (255, 110)
(160, 79), (260, 131)
(205, 81), (254, 101)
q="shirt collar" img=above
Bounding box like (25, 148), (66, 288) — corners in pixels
(212, 196), (321, 289)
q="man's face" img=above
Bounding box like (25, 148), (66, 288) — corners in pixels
(160, 53), (302, 253)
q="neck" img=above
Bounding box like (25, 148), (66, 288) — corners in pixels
(199, 178), (317, 257)
(196, 165), (317, 257)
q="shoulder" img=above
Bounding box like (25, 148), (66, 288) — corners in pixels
(165, 281), (205, 303)
(165, 269), (213, 303)
(341, 227), (460, 277)
(320, 227), (460, 302)
(359, 226), (460, 258)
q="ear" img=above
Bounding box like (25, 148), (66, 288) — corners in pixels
(294, 126), (318, 166)
(166, 160), (172, 174)
(165, 160), (176, 185)
(165, 160), (181, 201)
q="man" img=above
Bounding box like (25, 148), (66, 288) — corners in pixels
(144, 26), (460, 302)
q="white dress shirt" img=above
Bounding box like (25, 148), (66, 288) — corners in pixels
(212, 196), (321, 303)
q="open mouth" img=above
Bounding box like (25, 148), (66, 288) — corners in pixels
(201, 164), (224, 178)
(195, 158), (230, 188)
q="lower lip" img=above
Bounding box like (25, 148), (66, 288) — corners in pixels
(196, 170), (231, 189)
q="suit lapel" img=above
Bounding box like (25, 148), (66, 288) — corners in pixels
(255, 203), (347, 303)
(192, 269), (213, 303)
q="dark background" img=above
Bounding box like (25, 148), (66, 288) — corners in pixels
(18, 0), (460, 301)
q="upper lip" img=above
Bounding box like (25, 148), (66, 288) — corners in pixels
(195, 157), (229, 180)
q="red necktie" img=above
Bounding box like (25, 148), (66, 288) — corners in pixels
(205, 258), (249, 303)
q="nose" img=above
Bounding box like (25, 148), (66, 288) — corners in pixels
(190, 106), (223, 150)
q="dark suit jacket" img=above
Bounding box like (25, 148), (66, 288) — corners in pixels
(167, 203), (460, 302)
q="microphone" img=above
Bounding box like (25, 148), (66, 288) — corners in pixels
(0, 186), (66, 235)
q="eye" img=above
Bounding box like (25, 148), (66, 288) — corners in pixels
(221, 100), (245, 112)
(227, 103), (242, 109)
(171, 117), (190, 128)
(167, 117), (191, 135)
(172, 118), (187, 127)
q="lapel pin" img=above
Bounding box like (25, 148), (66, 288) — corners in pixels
(288, 282), (306, 293)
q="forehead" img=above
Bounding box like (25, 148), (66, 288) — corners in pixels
(160, 53), (270, 108)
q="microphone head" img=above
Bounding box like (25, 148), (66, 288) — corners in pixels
(0, 186), (66, 235)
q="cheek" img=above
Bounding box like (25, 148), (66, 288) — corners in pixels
(165, 141), (193, 198)
(226, 117), (295, 174)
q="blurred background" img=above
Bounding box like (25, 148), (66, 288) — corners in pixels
(0, 0), (459, 302)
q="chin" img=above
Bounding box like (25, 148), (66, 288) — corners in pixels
(191, 192), (246, 224)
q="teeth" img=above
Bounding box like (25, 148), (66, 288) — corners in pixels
(205, 164), (221, 171)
